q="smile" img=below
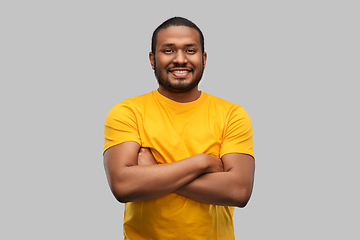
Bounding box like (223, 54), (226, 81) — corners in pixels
(169, 70), (191, 78)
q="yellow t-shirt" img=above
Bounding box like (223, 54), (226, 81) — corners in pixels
(104, 90), (254, 240)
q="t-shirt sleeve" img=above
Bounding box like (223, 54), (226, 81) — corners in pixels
(103, 102), (141, 154)
(220, 105), (255, 159)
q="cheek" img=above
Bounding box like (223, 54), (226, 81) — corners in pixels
(156, 54), (171, 64)
(189, 56), (203, 68)
(156, 58), (170, 71)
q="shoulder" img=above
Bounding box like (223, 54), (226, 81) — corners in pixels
(109, 91), (155, 112)
(202, 92), (245, 113)
(202, 92), (251, 126)
(122, 91), (155, 106)
(105, 91), (155, 122)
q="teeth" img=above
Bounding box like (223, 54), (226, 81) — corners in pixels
(173, 70), (189, 73)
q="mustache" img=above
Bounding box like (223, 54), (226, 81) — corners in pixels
(167, 64), (193, 71)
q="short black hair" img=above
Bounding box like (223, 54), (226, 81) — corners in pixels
(151, 17), (205, 55)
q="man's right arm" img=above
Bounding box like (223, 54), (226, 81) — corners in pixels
(103, 141), (223, 203)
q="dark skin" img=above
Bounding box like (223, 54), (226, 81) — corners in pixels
(138, 147), (255, 207)
(149, 26), (207, 102)
(104, 141), (223, 203)
(103, 26), (255, 207)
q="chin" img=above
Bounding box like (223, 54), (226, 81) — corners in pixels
(155, 69), (203, 94)
(160, 80), (201, 93)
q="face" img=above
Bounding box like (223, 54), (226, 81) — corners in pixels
(150, 26), (207, 94)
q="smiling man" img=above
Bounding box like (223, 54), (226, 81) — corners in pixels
(151, 24), (206, 97)
(103, 17), (255, 240)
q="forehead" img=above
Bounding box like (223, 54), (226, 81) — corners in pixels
(156, 26), (201, 49)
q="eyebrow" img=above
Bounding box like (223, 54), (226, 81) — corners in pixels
(161, 43), (198, 48)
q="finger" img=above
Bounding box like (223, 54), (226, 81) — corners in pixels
(139, 147), (149, 153)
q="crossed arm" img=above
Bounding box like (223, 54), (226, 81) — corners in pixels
(103, 141), (255, 207)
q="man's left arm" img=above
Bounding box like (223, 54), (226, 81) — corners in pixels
(174, 153), (255, 207)
(138, 148), (254, 207)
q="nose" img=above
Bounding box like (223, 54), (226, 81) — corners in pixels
(173, 51), (188, 64)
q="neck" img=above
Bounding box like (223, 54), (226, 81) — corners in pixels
(158, 86), (201, 103)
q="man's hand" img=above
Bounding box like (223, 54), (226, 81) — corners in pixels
(104, 142), (225, 203)
(105, 144), (251, 206)
(200, 154), (224, 173)
(138, 148), (157, 165)
(175, 153), (255, 207)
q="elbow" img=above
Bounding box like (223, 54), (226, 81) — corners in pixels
(232, 188), (253, 208)
(114, 194), (131, 204)
(113, 190), (131, 203)
(235, 199), (250, 208)
(109, 182), (134, 203)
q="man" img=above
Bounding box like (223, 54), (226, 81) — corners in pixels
(103, 17), (255, 240)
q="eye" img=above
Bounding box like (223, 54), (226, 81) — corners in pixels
(186, 49), (196, 54)
(163, 49), (174, 53)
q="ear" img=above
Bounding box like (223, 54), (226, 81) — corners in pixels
(149, 52), (155, 70)
(203, 52), (207, 68)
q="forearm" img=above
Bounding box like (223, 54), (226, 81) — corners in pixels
(109, 154), (211, 203)
(174, 171), (253, 207)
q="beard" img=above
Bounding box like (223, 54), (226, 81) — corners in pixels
(154, 60), (205, 93)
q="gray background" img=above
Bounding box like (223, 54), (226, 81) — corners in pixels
(1, 0), (359, 239)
